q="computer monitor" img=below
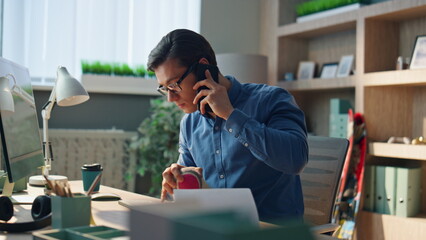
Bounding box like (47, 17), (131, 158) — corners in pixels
(0, 57), (44, 190)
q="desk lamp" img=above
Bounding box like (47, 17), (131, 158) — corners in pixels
(1, 74), (37, 109)
(0, 75), (16, 114)
(29, 66), (90, 186)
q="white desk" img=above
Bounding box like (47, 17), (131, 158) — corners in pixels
(1, 181), (336, 240)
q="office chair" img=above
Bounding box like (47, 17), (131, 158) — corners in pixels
(301, 135), (349, 234)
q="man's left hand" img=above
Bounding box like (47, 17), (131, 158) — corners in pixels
(192, 70), (234, 120)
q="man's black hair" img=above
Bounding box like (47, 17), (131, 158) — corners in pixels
(147, 29), (217, 71)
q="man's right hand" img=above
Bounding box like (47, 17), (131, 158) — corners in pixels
(161, 163), (202, 201)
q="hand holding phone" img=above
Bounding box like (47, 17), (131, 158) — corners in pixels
(195, 64), (219, 115)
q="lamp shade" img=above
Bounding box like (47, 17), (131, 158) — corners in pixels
(0, 76), (15, 114)
(56, 66), (90, 106)
(216, 53), (268, 84)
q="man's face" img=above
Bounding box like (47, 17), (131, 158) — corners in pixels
(155, 58), (198, 113)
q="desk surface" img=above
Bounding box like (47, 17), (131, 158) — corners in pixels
(1, 180), (160, 239)
(1, 181), (336, 240)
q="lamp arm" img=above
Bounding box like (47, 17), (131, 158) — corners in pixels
(11, 86), (36, 108)
(42, 84), (57, 174)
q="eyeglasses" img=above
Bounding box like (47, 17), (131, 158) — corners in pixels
(157, 62), (198, 96)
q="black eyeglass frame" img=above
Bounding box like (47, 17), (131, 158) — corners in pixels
(156, 62), (198, 96)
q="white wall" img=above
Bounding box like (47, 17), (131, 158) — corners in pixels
(200, 0), (261, 55)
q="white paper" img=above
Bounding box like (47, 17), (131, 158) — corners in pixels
(173, 188), (259, 225)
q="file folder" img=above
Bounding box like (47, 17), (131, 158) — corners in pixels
(363, 165), (375, 211)
(395, 167), (421, 217)
(375, 166), (396, 215)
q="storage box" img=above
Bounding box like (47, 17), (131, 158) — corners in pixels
(51, 194), (91, 229)
(330, 99), (352, 115)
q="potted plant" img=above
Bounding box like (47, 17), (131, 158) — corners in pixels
(296, 0), (370, 21)
(127, 98), (184, 196)
(80, 60), (159, 95)
(134, 65), (147, 78)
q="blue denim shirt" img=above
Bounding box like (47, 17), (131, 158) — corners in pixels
(177, 76), (308, 221)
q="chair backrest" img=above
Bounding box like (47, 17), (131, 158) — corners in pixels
(301, 136), (349, 225)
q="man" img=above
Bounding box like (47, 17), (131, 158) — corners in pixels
(147, 29), (308, 222)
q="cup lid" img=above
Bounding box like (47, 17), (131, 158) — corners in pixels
(82, 163), (102, 171)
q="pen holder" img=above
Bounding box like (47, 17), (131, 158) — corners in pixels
(51, 194), (91, 229)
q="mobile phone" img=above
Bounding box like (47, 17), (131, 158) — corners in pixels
(195, 63), (219, 115)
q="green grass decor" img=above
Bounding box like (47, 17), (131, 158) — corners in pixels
(296, 0), (370, 17)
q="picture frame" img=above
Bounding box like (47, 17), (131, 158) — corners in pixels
(409, 35), (426, 69)
(320, 62), (339, 79)
(297, 61), (315, 80)
(336, 55), (354, 78)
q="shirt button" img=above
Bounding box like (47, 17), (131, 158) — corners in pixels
(219, 174), (225, 179)
(215, 126), (219, 131)
(244, 143), (249, 147)
(228, 128), (233, 133)
(216, 150), (220, 154)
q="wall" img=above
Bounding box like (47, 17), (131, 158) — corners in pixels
(200, 0), (261, 55)
(33, 90), (155, 131)
(34, 1), (262, 131)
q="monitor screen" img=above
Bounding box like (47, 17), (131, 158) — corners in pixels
(0, 57), (44, 183)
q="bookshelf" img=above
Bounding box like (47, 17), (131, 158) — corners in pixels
(260, 0), (426, 239)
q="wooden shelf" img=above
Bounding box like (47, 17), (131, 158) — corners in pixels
(363, 69), (426, 87)
(277, 0), (426, 38)
(263, 1), (426, 239)
(278, 76), (356, 91)
(277, 13), (356, 38)
(357, 211), (426, 240)
(362, 0), (426, 20)
(369, 142), (426, 161)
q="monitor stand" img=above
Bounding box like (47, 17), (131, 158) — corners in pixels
(1, 177), (37, 204)
(2, 177), (14, 197)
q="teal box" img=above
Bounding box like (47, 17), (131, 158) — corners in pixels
(329, 114), (348, 124)
(330, 98), (352, 114)
(51, 194), (91, 229)
(329, 113), (348, 138)
(329, 131), (347, 138)
(395, 167), (421, 217)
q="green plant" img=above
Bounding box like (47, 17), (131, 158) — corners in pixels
(134, 65), (147, 77)
(111, 63), (123, 75)
(128, 98), (184, 196)
(296, 0), (370, 17)
(81, 60), (90, 74)
(122, 64), (134, 76)
(91, 61), (104, 74)
(80, 60), (151, 77)
(147, 70), (156, 78)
